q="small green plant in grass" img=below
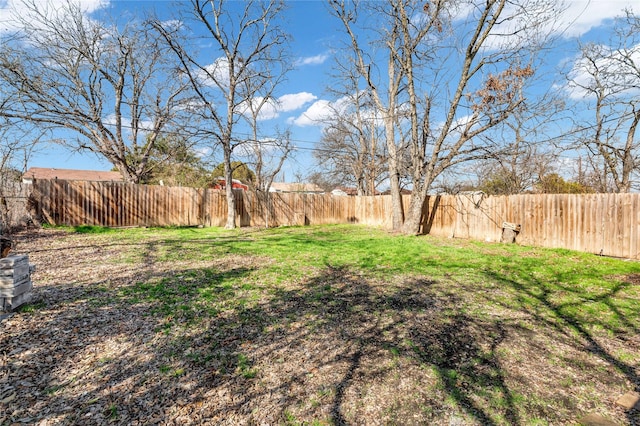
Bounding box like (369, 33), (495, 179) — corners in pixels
(97, 356), (113, 365)
(106, 404), (118, 420)
(316, 387), (333, 399)
(237, 353), (258, 379)
(614, 349), (637, 363)
(282, 410), (297, 424)
(186, 350), (215, 366)
(529, 419), (550, 426)
(443, 369), (458, 380)
(388, 346), (400, 357)
(18, 301), (46, 313)
(44, 384), (64, 395)
(73, 225), (116, 234)
(559, 376), (574, 388)
(157, 364), (185, 377)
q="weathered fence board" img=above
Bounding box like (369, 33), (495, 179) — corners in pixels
(25, 179), (640, 260)
(0, 180), (33, 232)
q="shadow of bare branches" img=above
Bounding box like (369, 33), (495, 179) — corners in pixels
(2, 229), (638, 425)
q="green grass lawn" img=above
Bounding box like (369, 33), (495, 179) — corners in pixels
(8, 224), (640, 425)
(103, 224), (639, 336)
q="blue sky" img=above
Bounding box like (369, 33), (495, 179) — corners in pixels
(2, 0), (639, 182)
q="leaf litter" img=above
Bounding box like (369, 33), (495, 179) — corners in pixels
(0, 227), (638, 425)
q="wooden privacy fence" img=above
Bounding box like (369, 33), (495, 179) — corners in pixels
(28, 179), (640, 260)
(1, 181), (33, 231)
(419, 192), (640, 260)
(29, 179), (358, 228)
(32, 180), (203, 227)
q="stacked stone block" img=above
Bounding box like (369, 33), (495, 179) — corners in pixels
(0, 255), (34, 311)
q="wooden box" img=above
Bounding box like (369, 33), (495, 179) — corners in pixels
(0, 255), (33, 311)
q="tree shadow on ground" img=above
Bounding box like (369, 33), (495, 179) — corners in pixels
(482, 269), (640, 425)
(1, 257), (259, 424)
(3, 231), (639, 425)
(261, 270), (523, 425)
(1, 245), (523, 425)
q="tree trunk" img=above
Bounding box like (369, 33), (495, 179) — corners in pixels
(402, 165), (435, 235)
(225, 184), (236, 229)
(224, 148), (236, 229)
(620, 109), (640, 193)
(116, 163), (138, 184)
(402, 184), (428, 235)
(385, 118), (404, 231)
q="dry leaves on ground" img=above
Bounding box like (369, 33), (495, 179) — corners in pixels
(1, 228), (639, 425)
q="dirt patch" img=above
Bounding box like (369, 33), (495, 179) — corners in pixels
(1, 228), (638, 425)
(623, 274), (640, 285)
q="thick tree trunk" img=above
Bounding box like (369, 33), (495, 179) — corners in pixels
(402, 171), (432, 235)
(384, 118), (404, 231)
(224, 148), (236, 229)
(402, 192), (426, 235)
(388, 168), (404, 231)
(116, 163), (139, 184)
(225, 184), (236, 229)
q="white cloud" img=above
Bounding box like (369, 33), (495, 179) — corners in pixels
(194, 146), (212, 158)
(560, 1), (635, 38)
(430, 114), (479, 141)
(246, 97), (278, 120)
(234, 138), (283, 158)
(450, 114), (476, 133)
(196, 58), (231, 88)
(0, 0), (108, 32)
(450, 0), (637, 52)
(103, 113), (155, 134)
(278, 92), (317, 111)
(288, 100), (333, 127)
(239, 92), (317, 121)
(160, 19), (183, 31)
(564, 55), (600, 100)
(565, 42), (640, 100)
(103, 113), (117, 127)
(470, 0), (562, 51)
(288, 95), (354, 127)
(295, 52), (330, 66)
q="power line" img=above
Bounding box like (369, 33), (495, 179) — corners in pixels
(12, 102), (639, 162)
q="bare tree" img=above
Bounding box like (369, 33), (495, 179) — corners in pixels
(567, 10), (640, 193)
(314, 110), (387, 195)
(474, 87), (565, 195)
(152, 0), (289, 229)
(0, 122), (40, 177)
(233, 78), (292, 227)
(331, 0), (561, 234)
(0, 0), (193, 183)
(319, 57), (389, 196)
(0, 112), (41, 238)
(330, 0), (409, 229)
(244, 134), (292, 193)
(475, 138), (555, 196)
(476, 147), (556, 195)
(240, 132), (292, 228)
(235, 49), (293, 227)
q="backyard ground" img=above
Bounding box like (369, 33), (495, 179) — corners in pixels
(1, 224), (639, 425)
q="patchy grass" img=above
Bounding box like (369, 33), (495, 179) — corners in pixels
(1, 224), (639, 425)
